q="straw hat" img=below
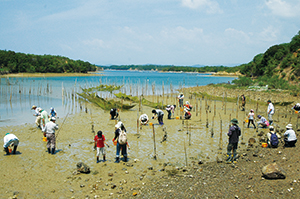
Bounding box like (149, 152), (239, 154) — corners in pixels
(50, 117), (56, 121)
(230, 118), (238, 125)
(31, 105), (37, 109)
(286, 124), (293, 129)
(269, 126), (274, 130)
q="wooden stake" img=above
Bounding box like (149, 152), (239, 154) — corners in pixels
(152, 124), (157, 160)
(184, 139), (188, 166)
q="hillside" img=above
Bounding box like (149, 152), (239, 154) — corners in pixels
(0, 50), (97, 74)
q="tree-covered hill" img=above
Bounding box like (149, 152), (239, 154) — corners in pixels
(0, 50), (97, 74)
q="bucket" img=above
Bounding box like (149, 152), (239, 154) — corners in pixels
(295, 111), (299, 114)
(149, 122), (153, 126)
(43, 137), (47, 142)
(9, 148), (12, 153)
(113, 140), (117, 146)
(262, 143), (268, 148)
(176, 116), (180, 119)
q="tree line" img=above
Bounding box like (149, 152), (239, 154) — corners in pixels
(0, 50), (97, 74)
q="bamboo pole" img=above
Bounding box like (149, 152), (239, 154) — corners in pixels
(152, 124), (157, 160)
(184, 139), (188, 166)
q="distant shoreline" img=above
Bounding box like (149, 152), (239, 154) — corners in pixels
(0, 72), (103, 78)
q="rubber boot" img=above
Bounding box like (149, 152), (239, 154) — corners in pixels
(4, 147), (10, 155)
(114, 157), (120, 163)
(51, 148), (55, 155)
(124, 156), (127, 162)
(12, 145), (17, 154)
(233, 153), (238, 163)
(225, 153), (232, 164)
(103, 155), (106, 162)
(97, 157), (100, 163)
(47, 148), (51, 154)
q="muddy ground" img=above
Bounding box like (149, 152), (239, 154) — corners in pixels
(1, 85), (300, 199)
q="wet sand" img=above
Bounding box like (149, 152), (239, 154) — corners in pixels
(1, 86), (300, 198)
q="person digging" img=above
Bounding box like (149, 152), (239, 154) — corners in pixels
(226, 118), (241, 164)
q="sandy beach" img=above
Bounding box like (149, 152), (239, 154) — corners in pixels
(1, 85), (300, 198)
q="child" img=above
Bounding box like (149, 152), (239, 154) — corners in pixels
(247, 109), (256, 128)
(94, 130), (109, 163)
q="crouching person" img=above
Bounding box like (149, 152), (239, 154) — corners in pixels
(267, 126), (280, 148)
(226, 119), (241, 164)
(3, 133), (19, 155)
(284, 124), (297, 147)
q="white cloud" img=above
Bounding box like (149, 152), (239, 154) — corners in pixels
(265, 0), (300, 17)
(224, 28), (251, 44)
(181, 0), (222, 14)
(258, 26), (279, 42)
(82, 38), (106, 48)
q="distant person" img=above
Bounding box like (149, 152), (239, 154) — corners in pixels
(177, 93), (184, 108)
(241, 94), (246, 111)
(110, 108), (119, 120)
(292, 103), (300, 111)
(165, 105), (176, 119)
(152, 109), (164, 125)
(247, 109), (256, 128)
(3, 133), (19, 155)
(267, 100), (275, 125)
(267, 126), (280, 148)
(257, 115), (269, 128)
(226, 118), (241, 164)
(113, 122), (130, 163)
(31, 105), (41, 129)
(94, 130), (109, 163)
(43, 117), (58, 154)
(139, 114), (149, 125)
(284, 124), (297, 147)
(49, 107), (57, 118)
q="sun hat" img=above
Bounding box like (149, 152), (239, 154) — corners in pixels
(250, 109), (254, 112)
(50, 117), (56, 121)
(31, 105), (37, 109)
(186, 101), (189, 104)
(286, 124), (293, 129)
(50, 107), (54, 111)
(269, 126), (274, 130)
(115, 121), (123, 128)
(5, 133), (10, 136)
(267, 100), (271, 103)
(230, 118), (238, 125)
(257, 115), (261, 118)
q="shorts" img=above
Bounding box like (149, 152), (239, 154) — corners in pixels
(97, 147), (106, 156)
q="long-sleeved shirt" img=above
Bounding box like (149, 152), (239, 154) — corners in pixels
(34, 108), (41, 116)
(284, 129), (297, 141)
(268, 103), (275, 114)
(43, 121), (58, 134)
(227, 125), (241, 144)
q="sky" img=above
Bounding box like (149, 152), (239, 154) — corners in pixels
(0, 0), (300, 66)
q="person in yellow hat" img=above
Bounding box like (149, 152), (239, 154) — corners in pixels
(31, 105), (41, 129)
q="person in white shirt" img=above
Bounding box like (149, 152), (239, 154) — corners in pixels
(284, 124), (297, 147)
(152, 109), (164, 125)
(31, 105), (41, 128)
(267, 100), (275, 125)
(247, 109), (256, 128)
(43, 117), (59, 154)
(177, 93), (184, 108)
(3, 133), (19, 155)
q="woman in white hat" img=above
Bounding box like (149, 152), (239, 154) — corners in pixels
(284, 124), (297, 147)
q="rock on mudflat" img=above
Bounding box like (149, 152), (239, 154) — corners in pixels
(76, 162), (90, 174)
(262, 163), (286, 179)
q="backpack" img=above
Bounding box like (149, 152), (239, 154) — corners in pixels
(270, 133), (279, 147)
(118, 129), (127, 145)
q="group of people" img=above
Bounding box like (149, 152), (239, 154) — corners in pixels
(31, 105), (59, 155)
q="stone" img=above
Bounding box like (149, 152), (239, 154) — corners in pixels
(198, 160), (204, 164)
(248, 138), (256, 147)
(76, 162), (90, 174)
(262, 163), (286, 179)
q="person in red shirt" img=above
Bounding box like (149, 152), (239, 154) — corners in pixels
(94, 130), (109, 163)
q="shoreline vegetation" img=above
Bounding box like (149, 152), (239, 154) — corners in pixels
(0, 72), (103, 78)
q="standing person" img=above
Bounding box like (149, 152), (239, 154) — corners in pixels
(267, 100), (275, 125)
(39, 108), (49, 131)
(178, 93), (184, 108)
(247, 109), (256, 128)
(139, 114), (149, 125)
(267, 126), (280, 148)
(284, 124), (297, 147)
(152, 109), (164, 125)
(3, 133), (19, 155)
(241, 94), (246, 111)
(257, 115), (269, 128)
(110, 108), (119, 120)
(226, 118), (241, 164)
(43, 117), (58, 154)
(32, 105), (41, 128)
(113, 122), (130, 163)
(49, 107), (57, 118)
(94, 130), (109, 163)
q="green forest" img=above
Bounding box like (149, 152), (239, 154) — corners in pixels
(0, 50), (97, 74)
